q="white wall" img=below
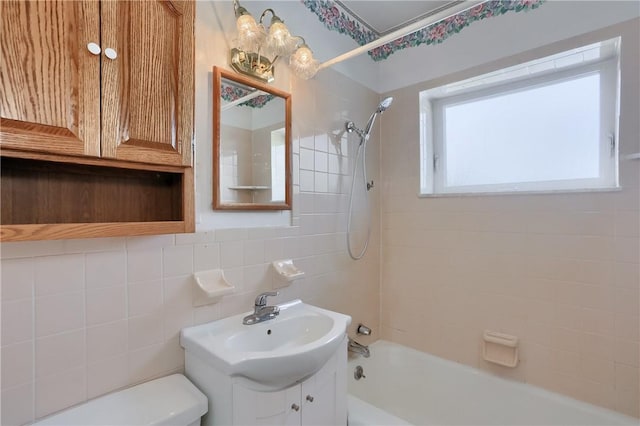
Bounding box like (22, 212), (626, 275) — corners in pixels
(194, 0), (291, 228)
(380, 16), (640, 417)
(377, 1), (640, 93)
(193, 0), (387, 229)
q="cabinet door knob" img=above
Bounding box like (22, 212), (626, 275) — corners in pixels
(104, 48), (118, 60)
(87, 42), (101, 55)
(306, 395), (314, 402)
(291, 403), (300, 412)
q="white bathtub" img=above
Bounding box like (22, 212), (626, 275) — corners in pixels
(347, 340), (638, 426)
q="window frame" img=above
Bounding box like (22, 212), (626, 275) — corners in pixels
(421, 54), (620, 195)
(270, 127), (287, 202)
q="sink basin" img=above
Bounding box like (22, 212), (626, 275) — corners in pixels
(180, 299), (351, 390)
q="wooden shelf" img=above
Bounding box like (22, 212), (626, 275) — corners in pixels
(228, 186), (271, 190)
(0, 155), (194, 242)
(1, 221), (188, 242)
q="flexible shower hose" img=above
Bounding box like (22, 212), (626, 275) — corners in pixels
(346, 139), (371, 260)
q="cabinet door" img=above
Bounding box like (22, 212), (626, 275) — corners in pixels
(100, 0), (194, 167)
(0, 0), (101, 157)
(233, 383), (301, 425)
(301, 356), (338, 425)
(301, 338), (348, 425)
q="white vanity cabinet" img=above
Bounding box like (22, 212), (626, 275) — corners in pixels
(185, 337), (348, 426)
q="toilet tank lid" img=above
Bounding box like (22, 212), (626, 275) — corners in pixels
(33, 374), (208, 426)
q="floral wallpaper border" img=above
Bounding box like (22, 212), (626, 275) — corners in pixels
(301, 0), (546, 62)
(221, 83), (275, 108)
(301, 0), (378, 47)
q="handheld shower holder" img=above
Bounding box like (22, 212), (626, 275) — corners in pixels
(346, 121), (366, 141)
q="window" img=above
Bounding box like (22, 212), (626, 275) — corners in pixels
(270, 128), (286, 202)
(420, 38), (620, 195)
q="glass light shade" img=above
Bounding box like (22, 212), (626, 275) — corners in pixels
(289, 45), (319, 80)
(265, 19), (296, 56)
(236, 14), (265, 51)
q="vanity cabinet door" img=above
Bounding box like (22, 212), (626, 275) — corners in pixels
(301, 373), (336, 425)
(228, 338), (347, 426)
(0, 0), (101, 157)
(233, 383), (301, 425)
(100, 0), (194, 166)
(301, 340), (347, 425)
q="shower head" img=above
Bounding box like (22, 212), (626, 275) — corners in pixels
(346, 97), (394, 144)
(363, 96), (393, 137)
(376, 97), (393, 113)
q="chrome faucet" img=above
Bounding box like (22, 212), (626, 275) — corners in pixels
(348, 337), (370, 358)
(242, 291), (280, 325)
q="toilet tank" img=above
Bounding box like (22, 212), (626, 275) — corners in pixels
(33, 374), (207, 426)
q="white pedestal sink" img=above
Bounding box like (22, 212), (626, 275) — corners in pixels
(180, 299), (352, 390)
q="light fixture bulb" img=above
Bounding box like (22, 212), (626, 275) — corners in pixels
(236, 14), (265, 51)
(289, 44), (319, 80)
(265, 17), (296, 56)
(230, 3), (320, 82)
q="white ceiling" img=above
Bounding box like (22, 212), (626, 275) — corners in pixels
(233, 1), (640, 93)
(336, 1), (457, 35)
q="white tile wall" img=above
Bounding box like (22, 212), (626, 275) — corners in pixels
(36, 331), (85, 378)
(127, 282), (162, 318)
(0, 259), (33, 300)
(379, 19), (640, 418)
(0, 67), (380, 425)
(85, 251), (126, 288)
(86, 286), (126, 326)
(300, 148), (315, 170)
(35, 255), (84, 297)
(126, 249), (162, 283)
(163, 245), (194, 278)
(86, 321), (127, 363)
(314, 171), (328, 193)
(87, 354), (128, 399)
(299, 169), (315, 192)
(1, 299), (32, 345)
(1, 383), (33, 426)
(35, 366), (86, 418)
(1, 342), (32, 389)
(193, 242), (220, 271)
(35, 292), (85, 338)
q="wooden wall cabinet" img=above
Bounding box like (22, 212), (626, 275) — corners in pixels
(0, 0), (195, 242)
(0, 0), (193, 166)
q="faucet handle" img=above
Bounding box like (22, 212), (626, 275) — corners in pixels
(254, 291), (279, 307)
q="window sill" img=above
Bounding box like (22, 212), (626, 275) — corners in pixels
(418, 186), (623, 198)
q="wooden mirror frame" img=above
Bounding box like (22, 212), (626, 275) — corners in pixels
(213, 66), (292, 210)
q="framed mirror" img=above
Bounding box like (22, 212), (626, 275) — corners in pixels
(213, 66), (292, 210)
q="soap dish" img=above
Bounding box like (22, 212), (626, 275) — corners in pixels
(482, 330), (519, 368)
(272, 259), (305, 282)
(192, 269), (235, 307)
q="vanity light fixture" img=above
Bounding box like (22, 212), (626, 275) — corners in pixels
(230, 0), (319, 83)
